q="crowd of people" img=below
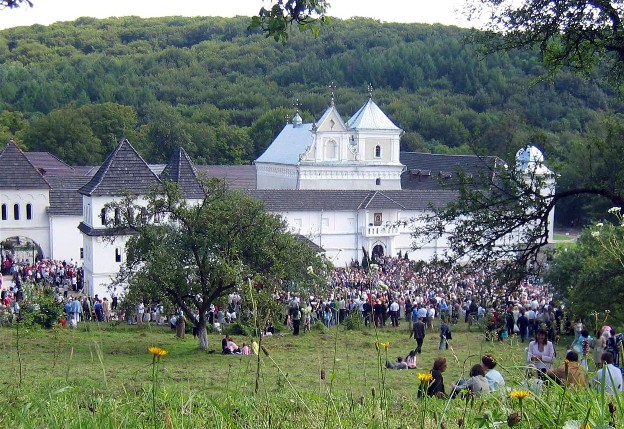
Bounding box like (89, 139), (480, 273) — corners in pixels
(2, 252), (623, 397)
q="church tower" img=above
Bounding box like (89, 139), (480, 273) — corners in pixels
(256, 91), (404, 190)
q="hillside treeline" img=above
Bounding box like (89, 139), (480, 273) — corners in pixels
(0, 16), (622, 226)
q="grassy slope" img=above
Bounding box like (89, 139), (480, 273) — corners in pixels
(0, 320), (568, 397)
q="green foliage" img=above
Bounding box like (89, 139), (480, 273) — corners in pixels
(343, 311), (364, 331)
(1, 16), (624, 225)
(116, 179), (326, 349)
(18, 287), (63, 329)
(547, 223), (624, 325)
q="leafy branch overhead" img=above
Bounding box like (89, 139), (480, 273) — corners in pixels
(471, 0), (624, 89)
(0, 0), (32, 9)
(409, 152), (623, 290)
(248, 0), (331, 42)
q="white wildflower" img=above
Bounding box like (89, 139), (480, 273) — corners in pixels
(608, 207), (622, 214)
(591, 231), (600, 237)
(306, 266), (314, 274)
(596, 223), (604, 228)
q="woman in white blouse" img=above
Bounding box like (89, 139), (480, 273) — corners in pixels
(527, 328), (556, 373)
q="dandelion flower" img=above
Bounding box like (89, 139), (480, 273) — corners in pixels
(509, 390), (530, 400)
(418, 372), (433, 383)
(148, 346), (168, 357)
(379, 341), (391, 349)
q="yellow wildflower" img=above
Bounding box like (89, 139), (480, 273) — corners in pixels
(418, 372), (433, 383)
(579, 423), (590, 429)
(148, 346), (168, 357)
(379, 341), (391, 349)
(509, 390), (530, 400)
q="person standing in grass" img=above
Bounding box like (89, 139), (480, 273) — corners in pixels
(439, 317), (451, 350)
(410, 317), (426, 354)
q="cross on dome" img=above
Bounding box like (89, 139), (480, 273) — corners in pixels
(328, 81), (337, 106)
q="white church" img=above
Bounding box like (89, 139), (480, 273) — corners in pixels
(0, 95), (553, 298)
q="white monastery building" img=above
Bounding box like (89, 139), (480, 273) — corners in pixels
(0, 96), (553, 298)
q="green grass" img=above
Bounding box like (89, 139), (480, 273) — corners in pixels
(0, 320), (620, 428)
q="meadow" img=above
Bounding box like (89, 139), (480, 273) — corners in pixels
(0, 318), (620, 428)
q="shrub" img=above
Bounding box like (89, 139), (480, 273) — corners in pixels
(19, 288), (63, 329)
(343, 312), (364, 331)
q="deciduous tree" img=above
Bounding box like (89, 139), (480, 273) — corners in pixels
(113, 179), (324, 350)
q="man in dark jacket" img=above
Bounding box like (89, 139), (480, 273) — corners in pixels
(410, 318), (426, 353)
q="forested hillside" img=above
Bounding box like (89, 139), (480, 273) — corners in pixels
(0, 16), (621, 226)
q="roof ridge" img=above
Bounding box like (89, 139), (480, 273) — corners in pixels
(375, 191), (407, 209)
(0, 140), (50, 189)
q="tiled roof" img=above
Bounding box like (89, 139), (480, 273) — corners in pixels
(0, 141), (50, 189)
(346, 98), (400, 131)
(295, 235), (324, 253)
(247, 189), (458, 212)
(79, 139), (162, 196)
(161, 148), (205, 199)
(45, 175), (91, 216)
(195, 165), (257, 190)
(400, 152), (501, 190)
(24, 152), (76, 175)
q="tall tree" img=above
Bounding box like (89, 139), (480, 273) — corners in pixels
(547, 216), (624, 327)
(113, 179), (324, 350)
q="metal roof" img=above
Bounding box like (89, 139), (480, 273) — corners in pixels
(346, 98), (400, 131)
(254, 122), (314, 165)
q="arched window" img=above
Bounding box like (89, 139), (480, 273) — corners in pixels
(100, 208), (107, 225)
(375, 145), (381, 158)
(375, 178), (381, 186)
(26, 203), (33, 220)
(325, 140), (338, 160)
(13, 204), (19, 220)
(115, 248), (122, 263)
(1, 204), (7, 221)
(114, 208), (121, 225)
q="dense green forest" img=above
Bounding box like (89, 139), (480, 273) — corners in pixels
(0, 16), (622, 226)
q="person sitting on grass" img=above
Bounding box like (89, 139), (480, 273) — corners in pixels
(548, 350), (587, 387)
(405, 350), (417, 369)
(454, 364), (490, 397)
(222, 335), (242, 354)
(385, 356), (409, 370)
(427, 357), (447, 398)
(481, 354), (505, 392)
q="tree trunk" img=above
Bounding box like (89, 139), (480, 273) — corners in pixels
(175, 316), (186, 338)
(196, 320), (208, 350)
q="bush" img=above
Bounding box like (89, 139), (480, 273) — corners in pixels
(343, 312), (364, 331)
(224, 321), (253, 337)
(19, 288), (64, 329)
(312, 320), (328, 333)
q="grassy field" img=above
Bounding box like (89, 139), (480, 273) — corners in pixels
(0, 319), (619, 428)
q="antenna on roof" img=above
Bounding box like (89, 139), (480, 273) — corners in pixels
(328, 81), (337, 106)
(367, 83), (374, 99)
